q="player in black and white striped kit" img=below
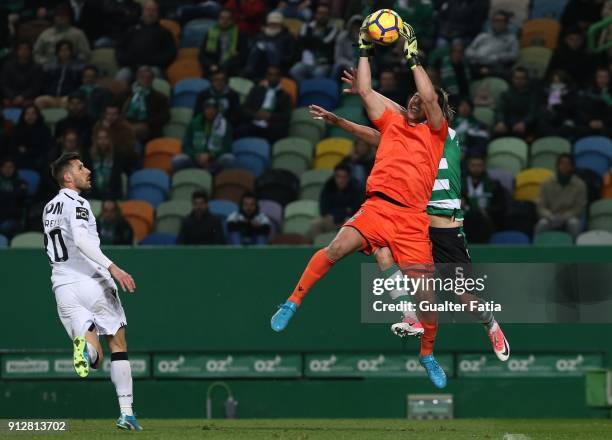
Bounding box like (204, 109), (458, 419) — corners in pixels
(43, 152), (142, 431)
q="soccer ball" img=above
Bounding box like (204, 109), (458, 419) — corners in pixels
(365, 9), (404, 46)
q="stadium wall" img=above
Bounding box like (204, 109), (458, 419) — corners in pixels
(1, 246), (611, 419)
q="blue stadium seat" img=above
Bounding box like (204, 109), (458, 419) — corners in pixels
(0, 233), (8, 248)
(298, 78), (340, 110)
(18, 169), (40, 196)
(233, 153), (268, 177)
(575, 153), (610, 177)
(181, 18), (216, 47)
(232, 137), (271, 160)
(171, 78), (210, 108)
(574, 136), (612, 158)
(3, 107), (22, 124)
(128, 169), (170, 208)
(208, 199), (238, 219)
(530, 0), (568, 19)
(489, 231), (531, 245)
(140, 233), (177, 246)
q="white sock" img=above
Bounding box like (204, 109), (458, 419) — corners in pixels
(86, 343), (98, 369)
(387, 270), (419, 322)
(111, 357), (133, 416)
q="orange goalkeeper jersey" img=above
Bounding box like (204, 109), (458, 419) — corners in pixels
(367, 108), (448, 211)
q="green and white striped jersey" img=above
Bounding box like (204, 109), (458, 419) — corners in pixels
(427, 127), (463, 220)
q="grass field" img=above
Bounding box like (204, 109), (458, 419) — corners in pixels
(4, 419), (612, 439)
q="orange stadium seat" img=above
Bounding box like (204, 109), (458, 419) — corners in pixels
(143, 138), (182, 173)
(160, 19), (181, 47)
(120, 200), (154, 242)
(213, 169), (255, 204)
(520, 19), (561, 50)
(177, 48), (200, 60)
(166, 59), (203, 86)
(602, 173), (612, 199)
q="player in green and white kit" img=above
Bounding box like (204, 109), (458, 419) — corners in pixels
(309, 70), (509, 361)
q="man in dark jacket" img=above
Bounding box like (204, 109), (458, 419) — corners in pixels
(0, 157), (27, 239)
(494, 67), (539, 138)
(177, 191), (225, 245)
(115, 0), (176, 82)
(97, 200), (134, 245)
(437, 0), (489, 43)
(55, 91), (93, 145)
(199, 8), (247, 76)
(546, 28), (596, 87)
(192, 67), (241, 125)
(227, 192), (271, 245)
(1, 41), (44, 107)
(236, 65), (291, 143)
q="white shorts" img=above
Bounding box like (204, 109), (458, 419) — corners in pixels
(54, 278), (127, 338)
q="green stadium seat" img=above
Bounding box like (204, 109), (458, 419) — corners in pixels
(339, 92), (362, 108)
(289, 108), (326, 145)
(171, 169), (212, 200)
(530, 136), (572, 170)
(272, 137), (314, 177)
(516, 47), (553, 79)
(163, 123), (187, 140)
(11, 231), (44, 248)
(170, 107), (194, 125)
(470, 77), (509, 104)
(41, 107), (68, 135)
(153, 78), (171, 97)
(283, 199), (319, 235)
(300, 169), (333, 200)
(155, 200), (192, 235)
(576, 230), (612, 245)
(588, 199), (612, 232)
(473, 107), (495, 128)
(89, 199), (102, 217)
(229, 76), (254, 103)
(533, 231), (573, 246)
(487, 137), (528, 176)
(90, 48), (118, 77)
(313, 231), (337, 247)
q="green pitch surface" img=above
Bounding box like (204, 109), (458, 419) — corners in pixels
(5, 419), (612, 439)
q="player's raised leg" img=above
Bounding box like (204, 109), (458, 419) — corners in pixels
(107, 327), (142, 431)
(73, 324), (104, 378)
(271, 226), (366, 332)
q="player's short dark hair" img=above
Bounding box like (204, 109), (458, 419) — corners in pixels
(557, 153), (574, 166)
(192, 190), (209, 202)
(50, 152), (81, 185)
(435, 87), (454, 122)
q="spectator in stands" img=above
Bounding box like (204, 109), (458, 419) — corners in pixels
(434, 39), (471, 98)
(535, 154), (587, 239)
(236, 65), (291, 143)
(244, 11), (296, 80)
(331, 15), (361, 81)
(95, 0), (141, 47)
(437, 0), (489, 44)
(33, 4), (91, 65)
(173, 98), (234, 173)
(115, 0), (176, 83)
(9, 104), (53, 171)
(93, 103), (137, 168)
(50, 128), (83, 160)
(289, 4), (338, 82)
(34, 40), (84, 109)
(338, 138), (375, 188)
(462, 154), (507, 244)
(575, 67), (612, 137)
(122, 65), (170, 142)
(66, 0), (103, 45)
(561, 0), (604, 32)
(225, 0), (266, 38)
(177, 190), (225, 245)
(274, 0), (312, 21)
(97, 200), (134, 245)
(452, 97), (489, 156)
(86, 127), (126, 200)
(0, 157), (27, 239)
(55, 91), (93, 144)
(393, 0), (435, 50)
(227, 192), (271, 245)
(547, 28), (596, 86)
(193, 67), (241, 126)
(309, 164), (363, 238)
(465, 11), (519, 77)
(539, 70), (579, 137)
(1, 41), (43, 108)
(78, 65), (112, 121)
(494, 67), (538, 138)
(375, 69), (407, 106)
(198, 8), (247, 77)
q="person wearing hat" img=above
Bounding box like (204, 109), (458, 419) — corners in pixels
(33, 4), (91, 65)
(244, 11), (296, 80)
(199, 8), (247, 77)
(172, 98), (234, 173)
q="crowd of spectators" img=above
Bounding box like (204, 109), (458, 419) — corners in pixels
(0, 0), (610, 246)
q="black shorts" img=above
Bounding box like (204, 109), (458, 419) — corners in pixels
(430, 227), (471, 264)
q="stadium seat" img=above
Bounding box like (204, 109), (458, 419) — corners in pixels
(313, 231), (337, 247)
(152, 78), (172, 97)
(289, 107), (326, 145)
(575, 153), (611, 178)
(176, 2), (221, 22)
(298, 78), (340, 110)
(170, 107), (194, 125)
(314, 137), (352, 169)
(514, 168), (554, 202)
(171, 168), (212, 200)
(530, 0), (568, 20)
(489, 230), (531, 245)
(576, 230), (612, 246)
(166, 59), (203, 87)
(258, 199), (283, 236)
(3, 107), (22, 124)
(268, 233), (311, 245)
(143, 138), (182, 173)
(300, 169), (333, 200)
(163, 123), (187, 140)
(487, 137), (528, 176)
(120, 200), (154, 242)
(575, 168), (603, 203)
(490, 0), (529, 27)
(213, 169), (255, 204)
(530, 136), (571, 170)
(128, 169), (170, 209)
(171, 78), (210, 108)
(155, 200), (191, 235)
(229, 77), (254, 103)
(283, 199), (319, 235)
(520, 19), (561, 49)
(10, 231), (44, 248)
(0, 233), (8, 248)
(574, 136), (612, 177)
(232, 138), (271, 177)
(284, 18), (304, 38)
(181, 18), (215, 47)
(271, 137), (314, 177)
(255, 169), (300, 207)
(208, 199), (238, 220)
(89, 199), (102, 217)
(516, 47), (552, 79)
(177, 48), (200, 60)
(18, 169), (40, 196)
(97, 77), (128, 98)
(504, 201), (537, 238)
(487, 168), (515, 194)
(233, 153), (268, 177)
(327, 106), (369, 139)
(469, 77), (509, 104)
(90, 48), (118, 77)
(140, 232), (177, 246)
(159, 19), (181, 47)
(602, 172), (612, 199)
(473, 107), (495, 128)
(339, 92), (362, 108)
(588, 199), (612, 232)
(261, 77), (299, 107)
(533, 231), (573, 246)
(41, 107), (68, 135)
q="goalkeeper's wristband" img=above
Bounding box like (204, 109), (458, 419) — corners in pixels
(359, 48), (372, 57)
(407, 55), (421, 70)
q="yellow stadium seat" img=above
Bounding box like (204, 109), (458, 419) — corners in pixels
(314, 138), (352, 169)
(514, 168), (554, 202)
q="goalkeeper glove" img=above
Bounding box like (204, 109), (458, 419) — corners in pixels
(358, 16), (374, 57)
(399, 23), (420, 69)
